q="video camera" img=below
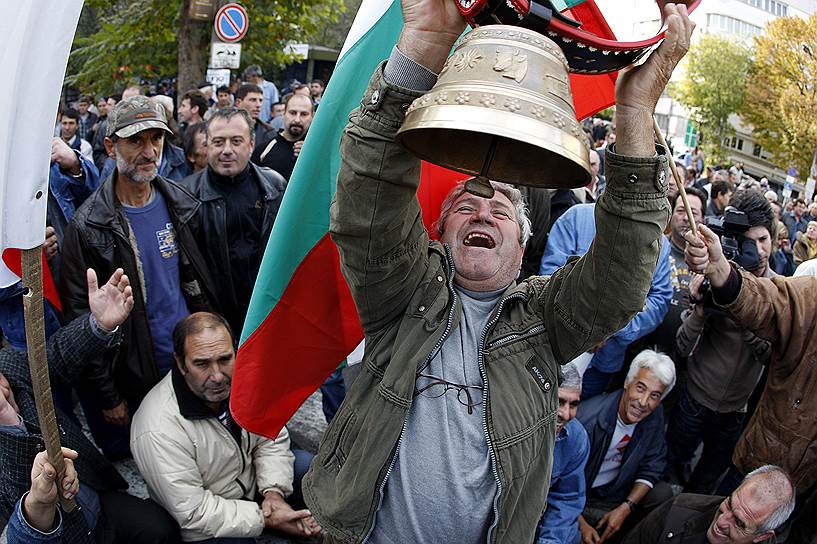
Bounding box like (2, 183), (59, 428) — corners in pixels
(704, 207), (761, 272)
(692, 208), (761, 311)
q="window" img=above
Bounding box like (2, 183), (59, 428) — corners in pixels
(753, 143), (763, 157)
(707, 14), (763, 38)
(738, 0), (787, 16)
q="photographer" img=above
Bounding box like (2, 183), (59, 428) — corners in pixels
(665, 190), (773, 494)
(685, 190), (817, 541)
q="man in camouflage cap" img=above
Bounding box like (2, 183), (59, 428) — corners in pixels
(59, 96), (219, 460)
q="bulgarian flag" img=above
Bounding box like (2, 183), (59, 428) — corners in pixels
(0, 1), (83, 310)
(232, 0), (619, 438)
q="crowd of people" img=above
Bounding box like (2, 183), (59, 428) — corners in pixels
(1, 1), (816, 543)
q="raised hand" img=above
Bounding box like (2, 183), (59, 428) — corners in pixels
(398, 0), (467, 72)
(615, 3), (695, 156)
(684, 225), (732, 288)
(50, 137), (81, 174)
(87, 268), (134, 332)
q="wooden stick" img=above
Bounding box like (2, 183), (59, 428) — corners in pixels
(21, 247), (76, 512)
(653, 118), (698, 238)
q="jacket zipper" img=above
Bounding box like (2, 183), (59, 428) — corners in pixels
(486, 324), (545, 351)
(213, 418), (247, 487)
(481, 291), (527, 543)
(361, 247), (460, 543)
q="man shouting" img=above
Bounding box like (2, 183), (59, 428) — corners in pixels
(303, 1), (695, 543)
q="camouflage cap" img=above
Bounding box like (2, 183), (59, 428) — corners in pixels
(107, 96), (172, 139)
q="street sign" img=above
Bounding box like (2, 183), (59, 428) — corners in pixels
(210, 42), (241, 69)
(214, 3), (249, 43)
(189, 0), (216, 21)
(206, 68), (231, 89)
(784, 177), (794, 199)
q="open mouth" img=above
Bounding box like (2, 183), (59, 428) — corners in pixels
(711, 523), (727, 539)
(463, 232), (496, 249)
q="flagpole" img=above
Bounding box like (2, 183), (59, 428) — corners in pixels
(653, 118), (698, 237)
(21, 247), (76, 511)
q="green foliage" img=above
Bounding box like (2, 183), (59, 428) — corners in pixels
(742, 14), (817, 179)
(66, 0), (346, 94)
(670, 33), (752, 165)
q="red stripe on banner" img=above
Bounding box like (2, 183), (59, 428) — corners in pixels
(231, 234), (362, 438)
(419, 163), (471, 236)
(570, 72), (617, 121)
(2, 248), (63, 313)
(231, 163), (466, 439)
(566, 1), (617, 40)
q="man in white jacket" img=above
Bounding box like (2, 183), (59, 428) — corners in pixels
(130, 312), (321, 542)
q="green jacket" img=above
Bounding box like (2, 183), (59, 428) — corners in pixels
(303, 64), (670, 544)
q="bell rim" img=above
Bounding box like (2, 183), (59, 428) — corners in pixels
(397, 103), (592, 186)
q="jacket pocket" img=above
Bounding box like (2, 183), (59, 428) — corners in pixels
(322, 407), (357, 472)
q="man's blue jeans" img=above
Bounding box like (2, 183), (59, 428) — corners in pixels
(666, 386), (745, 494)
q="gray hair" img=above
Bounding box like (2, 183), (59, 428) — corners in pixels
(205, 107), (255, 140)
(243, 64), (263, 78)
(625, 349), (676, 400)
(743, 465), (796, 533)
(434, 180), (532, 247)
(560, 362), (582, 392)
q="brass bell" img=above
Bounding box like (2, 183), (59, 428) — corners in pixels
(397, 25), (592, 194)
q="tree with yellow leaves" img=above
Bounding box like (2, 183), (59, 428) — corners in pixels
(742, 14), (817, 179)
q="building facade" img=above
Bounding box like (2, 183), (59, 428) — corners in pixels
(595, 0), (817, 190)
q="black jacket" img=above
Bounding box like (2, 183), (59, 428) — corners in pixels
(0, 315), (127, 540)
(622, 493), (722, 543)
(179, 163), (286, 334)
(60, 173), (218, 410)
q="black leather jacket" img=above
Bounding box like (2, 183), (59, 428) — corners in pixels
(179, 163), (286, 334)
(60, 173), (218, 410)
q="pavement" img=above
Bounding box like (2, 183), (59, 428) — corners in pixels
(1, 390), (327, 544)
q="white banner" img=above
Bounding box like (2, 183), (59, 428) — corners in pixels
(0, 0), (84, 286)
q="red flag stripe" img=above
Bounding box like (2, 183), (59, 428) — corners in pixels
(2, 248), (63, 312)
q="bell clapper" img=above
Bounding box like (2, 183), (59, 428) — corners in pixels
(465, 137), (498, 199)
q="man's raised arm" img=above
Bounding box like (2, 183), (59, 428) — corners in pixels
(541, 4), (694, 363)
(329, 0), (466, 333)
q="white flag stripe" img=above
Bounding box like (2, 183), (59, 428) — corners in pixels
(0, 0), (84, 287)
(339, 0), (395, 59)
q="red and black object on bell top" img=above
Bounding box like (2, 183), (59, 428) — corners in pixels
(454, 0), (700, 74)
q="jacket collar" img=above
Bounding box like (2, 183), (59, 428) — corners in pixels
(600, 390), (626, 433)
(196, 163), (277, 203)
(171, 365), (223, 420)
(86, 172), (200, 230)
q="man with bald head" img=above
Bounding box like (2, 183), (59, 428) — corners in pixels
(623, 465), (795, 543)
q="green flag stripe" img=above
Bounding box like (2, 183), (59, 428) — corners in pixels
(240, 1), (403, 344)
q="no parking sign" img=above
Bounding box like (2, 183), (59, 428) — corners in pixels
(214, 3), (248, 43)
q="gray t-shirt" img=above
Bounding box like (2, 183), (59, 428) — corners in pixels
(368, 286), (502, 544)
